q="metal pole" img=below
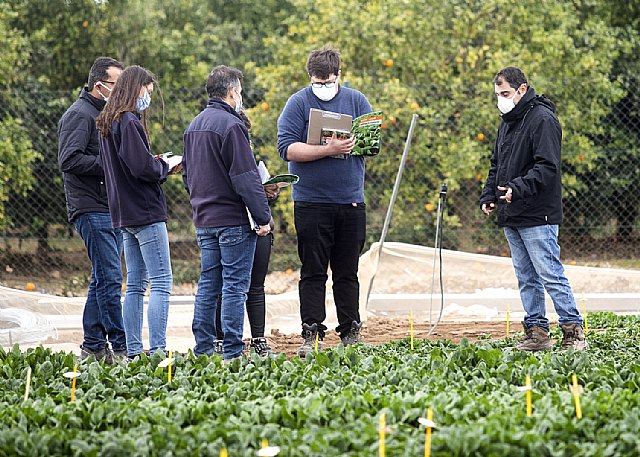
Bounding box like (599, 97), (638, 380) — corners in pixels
(365, 114), (419, 308)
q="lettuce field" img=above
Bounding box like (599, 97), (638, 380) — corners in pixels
(1, 312), (640, 456)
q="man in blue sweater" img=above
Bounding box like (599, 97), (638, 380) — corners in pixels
(184, 65), (271, 361)
(277, 46), (373, 357)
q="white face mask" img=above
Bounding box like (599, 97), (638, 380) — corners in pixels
(497, 88), (520, 114)
(312, 85), (337, 101)
(96, 81), (113, 101)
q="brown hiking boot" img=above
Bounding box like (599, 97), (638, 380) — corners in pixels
(515, 322), (552, 351)
(560, 323), (588, 350)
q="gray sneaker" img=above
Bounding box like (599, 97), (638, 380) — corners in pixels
(341, 321), (364, 346)
(111, 349), (129, 364)
(515, 322), (553, 351)
(214, 339), (224, 356)
(297, 323), (320, 357)
(80, 344), (108, 362)
(560, 323), (588, 350)
(250, 337), (275, 357)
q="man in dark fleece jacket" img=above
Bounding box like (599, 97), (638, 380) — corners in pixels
(183, 65), (271, 361)
(480, 66), (587, 352)
(57, 56), (126, 363)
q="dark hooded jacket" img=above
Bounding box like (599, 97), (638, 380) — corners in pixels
(58, 89), (108, 223)
(480, 87), (563, 227)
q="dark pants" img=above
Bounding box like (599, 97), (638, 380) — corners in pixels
(74, 212), (126, 352)
(216, 232), (273, 339)
(294, 202), (366, 338)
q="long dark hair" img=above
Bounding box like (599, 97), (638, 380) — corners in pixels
(96, 65), (156, 138)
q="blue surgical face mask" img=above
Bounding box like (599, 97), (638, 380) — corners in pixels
(136, 88), (151, 111)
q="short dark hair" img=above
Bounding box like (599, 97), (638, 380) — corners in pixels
(306, 46), (341, 80)
(206, 65), (243, 99)
(87, 56), (124, 90)
(493, 67), (528, 89)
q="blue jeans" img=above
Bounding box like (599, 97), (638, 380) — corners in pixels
(122, 222), (172, 356)
(504, 225), (583, 330)
(192, 225), (256, 359)
(74, 212), (126, 352)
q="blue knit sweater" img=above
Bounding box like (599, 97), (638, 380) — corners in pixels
(277, 85), (372, 204)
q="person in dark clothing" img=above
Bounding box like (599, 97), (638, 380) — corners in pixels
(96, 65), (178, 358)
(277, 46), (371, 357)
(211, 110), (279, 358)
(58, 56), (126, 363)
(183, 65), (271, 361)
(480, 66), (587, 351)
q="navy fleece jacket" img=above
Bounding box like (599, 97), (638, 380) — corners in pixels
(183, 99), (270, 228)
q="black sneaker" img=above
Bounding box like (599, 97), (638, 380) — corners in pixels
(250, 337), (275, 357)
(341, 321), (364, 346)
(214, 339), (224, 356)
(297, 323), (319, 357)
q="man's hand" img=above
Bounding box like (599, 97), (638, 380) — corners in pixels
(497, 186), (512, 204)
(263, 183), (280, 201)
(481, 202), (496, 215)
(256, 225), (271, 237)
(325, 132), (355, 156)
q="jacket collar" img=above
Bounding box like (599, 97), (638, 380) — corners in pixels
(80, 87), (106, 111)
(207, 98), (242, 120)
(501, 87), (536, 124)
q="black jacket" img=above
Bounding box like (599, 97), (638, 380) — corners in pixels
(183, 99), (271, 228)
(98, 112), (168, 229)
(480, 88), (564, 227)
(58, 89), (109, 223)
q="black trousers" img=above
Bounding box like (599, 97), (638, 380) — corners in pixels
(294, 202), (366, 338)
(216, 232), (272, 339)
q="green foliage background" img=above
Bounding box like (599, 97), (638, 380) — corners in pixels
(0, 0), (638, 257)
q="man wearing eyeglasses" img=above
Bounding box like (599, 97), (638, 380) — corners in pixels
(58, 56), (127, 363)
(480, 66), (587, 352)
(277, 46), (372, 357)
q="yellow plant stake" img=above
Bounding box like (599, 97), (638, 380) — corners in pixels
(24, 366), (32, 401)
(506, 303), (510, 336)
(526, 375), (532, 417)
(262, 438), (268, 449)
(379, 413), (386, 457)
(220, 448), (228, 457)
(571, 374), (583, 419)
(582, 292), (588, 332)
(517, 376), (533, 417)
(314, 333), (319, 351)
(418, 408), (436, 457)
(158, 354), (176, 382)
(410, 309), (414, 351)
(63, 364), (80, 402)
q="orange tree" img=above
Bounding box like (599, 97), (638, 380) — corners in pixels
(248, 0), (627, 250)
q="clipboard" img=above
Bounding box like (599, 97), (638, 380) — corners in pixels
(306, 108), (352, 145)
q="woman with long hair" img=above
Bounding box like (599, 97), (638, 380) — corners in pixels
(96, 65), (175, 358)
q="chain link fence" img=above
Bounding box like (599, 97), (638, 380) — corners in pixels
(0, 82), (638, 296)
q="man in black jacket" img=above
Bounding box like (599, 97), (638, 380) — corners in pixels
(480, 67), (587, 351)
(58, 56), (126, 362)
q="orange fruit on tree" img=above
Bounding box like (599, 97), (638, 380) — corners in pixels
(260, 102), (269, 111)
(477, 133), (485, 141)
(410, 102), (419, 110)
(383, 59), (394, 67)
